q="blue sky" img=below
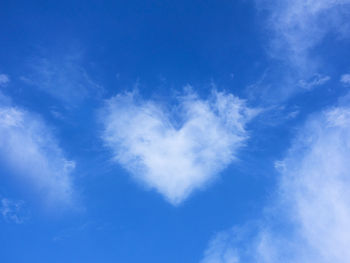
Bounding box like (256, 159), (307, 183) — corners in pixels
(1, 0), (350, 262)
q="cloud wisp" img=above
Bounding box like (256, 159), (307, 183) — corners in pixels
(250, 0), (350, 101)
(298, 74), (330, 90)
(21, 54), (102, 105)
(261, 0), (350, 72)
(100, 90), (258, 205)
(340, 73), (350, 86)
(201, 104), (350, 263)
(0, 198), (28, 224)
(0, 74), (10, 87)
(0, 97), (76, 206)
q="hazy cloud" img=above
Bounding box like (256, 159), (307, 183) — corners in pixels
(340, 74), (350, 86)
(21, 54), (102, 104)
(250, 0), (350, 101)
(298, 74), (330, 90)
(0, 198), (28, 224)
(0, 100), (76, 205)
(260, 0), (350, 71)
(201, 104), (350, 262)
(0, 74), (10, 87)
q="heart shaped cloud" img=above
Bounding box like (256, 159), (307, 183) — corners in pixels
(101, 90), (257, 205)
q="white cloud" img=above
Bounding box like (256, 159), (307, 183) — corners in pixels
(249, 0), (350, 101)
(201, 104), (350, 262)
(260, 0), (350, 71)
(0, 198), (28, 224)
(100, 90), (258, 205)
(340, 74), (350, 86)
(0, 101), (75, 205)
(0, 74), (10, 87)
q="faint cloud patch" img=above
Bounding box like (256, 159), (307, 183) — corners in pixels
(250, 0), (350, 101)
(21, 54), (103, 105)
(52, 221), (108, 242)
(259, 0), (350, 71)
(201, 104), (350, 263)
(298, 74), (330, 90)
(251, 104), (300, 127)
(326, 107), (350, 127)
(340, 74), (350, 86)
(286, 109), (300, 119)
(0, 74), (10, 87)
(0, 198), (29, 224)
(274, 160), (286, 173)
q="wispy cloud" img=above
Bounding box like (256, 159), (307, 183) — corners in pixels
(100, 90), (258, 205)
(260, 0), (350, 72)
(0, 74), (10, 87)
(0, 97), (76, 206)
(340, 73), (350, 86)
(201, 104), (350, 262)
(0, 198), (28, 224)
(250, 0), (350, 101)
(298, 74), (330, 90)
(21, 54), (102, 105)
